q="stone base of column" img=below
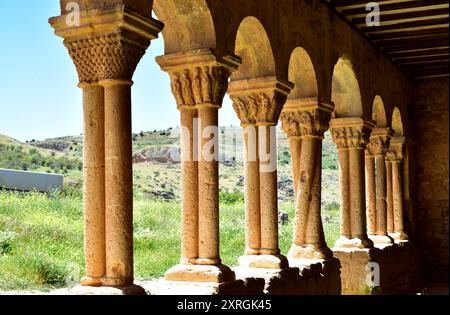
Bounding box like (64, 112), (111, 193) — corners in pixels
(333, 241), (419, 295)
(288, 244), (333, 260)
(389, 232), (409, 241)
(64, 284), (146, 295)
(368, 234), (395, 245)
(334, 236), (374, 249)
(238, 254), (289, 269)
(164, 264), (236, 283)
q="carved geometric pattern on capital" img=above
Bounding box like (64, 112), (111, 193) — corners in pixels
(366, 128), (395, 156)
(49, 7), (164, 84)
(156, 50), (241, 110)
(228, 77), (294, 126)
(65, 33), (150, 83)
(330, 118), (376, 150)
(280, 98), (335, 138)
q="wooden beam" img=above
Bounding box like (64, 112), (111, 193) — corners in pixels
(375, 34), (449, 47)
(369, 27), (449, 40)
(387, 47), (449, 58)
(352, 8), (449, 25)
(341, 0), (448, 16)
(361, 17), (449, 33)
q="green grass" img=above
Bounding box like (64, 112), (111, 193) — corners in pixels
(0, 190), (340, 291)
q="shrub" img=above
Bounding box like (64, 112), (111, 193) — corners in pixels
(219, 191), (244, 205)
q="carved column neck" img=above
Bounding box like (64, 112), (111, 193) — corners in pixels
(228, 77), (294, 126)
(330, 118), (376, 150)
(156, 50), (241, 111)
(366, 127), (395, 156)
(279, 98), (335, 138)
(49, 7), (163, 84)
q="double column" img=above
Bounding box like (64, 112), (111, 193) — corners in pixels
(156, 50), (241, 282)
(50, 7), (163, 287)
(387, 137), (409, 241)
(365, 128), (395, 244)
(280, 98), (334, 260)
(229, 77), (293, 269)
(330, 118), (375, 249)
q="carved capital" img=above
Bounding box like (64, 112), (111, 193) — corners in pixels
(228, 77), (294, 126)
(156, 50), (241, 110)
(366, 127), (395, 156)
(280, 98), (335, 138)
(388, 136), (406, 161)
(330, 118), (376, 150)
(49, 6), (163, 84)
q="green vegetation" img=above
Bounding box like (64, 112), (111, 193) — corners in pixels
(0, 190), (340, 292)
(0, 144), (82, 174)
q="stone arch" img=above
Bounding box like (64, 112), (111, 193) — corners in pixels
(288, 47), (318, 99)
(331, 58), (363, 118)
(231, 16), (276, 81)
(372, 95), (388, 127)
(153, 0), (216, 54)
(391, 107), (404, 136)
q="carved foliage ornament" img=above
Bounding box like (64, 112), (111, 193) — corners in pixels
(231, 91), (287, 125)
(169, 66), (232, 109)
(280, 109), (331, 138)
(64, 32), (150, 83)
(366, 135), (391, 156)
(331, 124), (373, 150)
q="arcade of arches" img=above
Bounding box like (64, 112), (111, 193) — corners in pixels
(49, 0), (449, 295)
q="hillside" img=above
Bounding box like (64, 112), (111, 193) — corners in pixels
(0, 128), (340, 205)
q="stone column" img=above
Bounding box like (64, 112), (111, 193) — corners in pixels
(50, 7), (163, 288)
(157, 50), (241, 282)
(403, 139), (416, 239)
(79, 83), (106, 286)
(366, 128), (395, 244)
(102, 80), (134, 286)
(365, 153), (376, 236)
(330, 118), (375, 249)
(229, 77), (293, 268)
(386, 157), (394, 234)
(280, 98), (334, 260)
(388, 137), (409, 241)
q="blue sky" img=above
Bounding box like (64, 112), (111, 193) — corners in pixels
(0, 1), (238, 142)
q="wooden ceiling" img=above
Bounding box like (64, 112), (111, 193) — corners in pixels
(324, 0), (449, 80)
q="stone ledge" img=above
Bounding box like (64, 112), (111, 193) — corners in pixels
(51, 284), (147, 295)
(140, 279), (255, 295)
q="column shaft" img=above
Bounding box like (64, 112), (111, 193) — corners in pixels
(259, 125), (280, 255)
(81, 84), (106, 285)
(365, 155), (376, 235)
(392, 160), (407, 239)
(386, 160), (394, 233)
(103, 81), (134, 286)
(289, 137), (302, 199)
(338, 149), (351, 238)
(305, 142), (327, 247)
(197, 106), (220, 264)
(179, 109), (199, 263)
(349, 148), (366, 239)
(293, 137), (318, 245)
(375, 155), (388, 236)
(244, 126), (261, 255)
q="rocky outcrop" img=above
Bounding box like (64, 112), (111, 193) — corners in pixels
(32, 141), (70, 152)
(133, 146), (180, 164)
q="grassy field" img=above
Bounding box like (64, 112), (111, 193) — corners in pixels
(0, 190), (340, 292)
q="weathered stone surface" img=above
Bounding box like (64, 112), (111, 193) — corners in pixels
(333, 242), (420, 295)
(413, 77), (449, 282)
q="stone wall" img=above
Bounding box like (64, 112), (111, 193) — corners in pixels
(412, 77), (449, 281)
